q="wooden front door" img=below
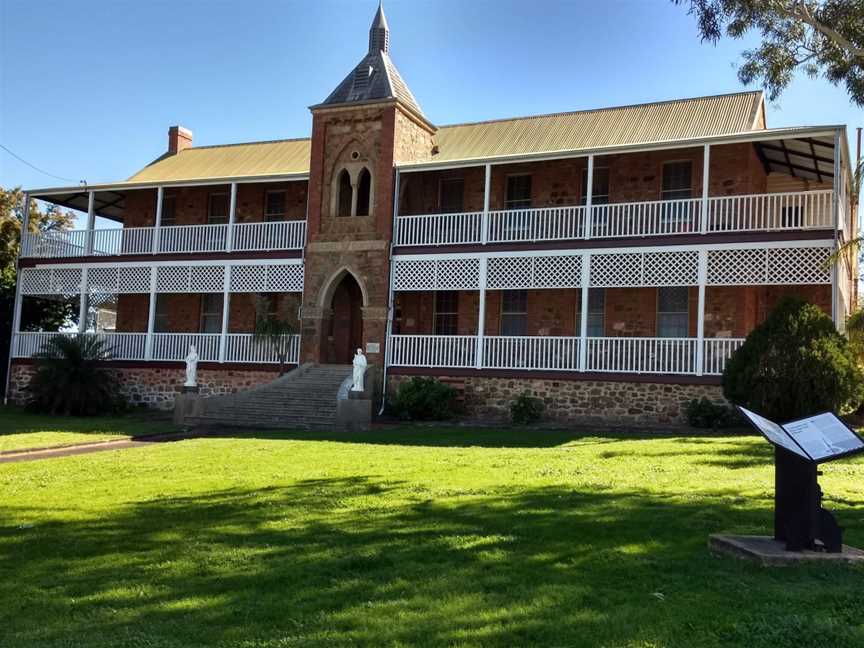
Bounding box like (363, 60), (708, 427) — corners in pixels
(327, 275), (363, 364)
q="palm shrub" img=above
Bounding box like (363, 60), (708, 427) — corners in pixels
(253, 315), (297, 375)
(722, 297), (864, 420)
(28, 335), (123, 415)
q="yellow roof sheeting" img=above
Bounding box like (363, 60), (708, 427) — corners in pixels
(127, 138), (311, 183)
(121, 91), (762, 183)
(431, 91), (764, 163)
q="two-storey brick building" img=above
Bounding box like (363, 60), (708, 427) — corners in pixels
(6, 5), (859, 423)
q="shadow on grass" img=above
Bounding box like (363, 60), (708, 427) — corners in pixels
(1, 477), (862, 647)
(202, 425), (745, 449)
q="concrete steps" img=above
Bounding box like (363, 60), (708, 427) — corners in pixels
(186, 363), (352, 430)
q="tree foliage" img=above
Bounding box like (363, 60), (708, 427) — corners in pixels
(674, 1), (864, 106)
(27, 335), (124, 416)
(722, 296), (864, 420)
(0, 187), (77, 387)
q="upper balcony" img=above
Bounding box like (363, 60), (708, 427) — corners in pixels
(394, 136), (851, 250)
(21, 178), (308, 261)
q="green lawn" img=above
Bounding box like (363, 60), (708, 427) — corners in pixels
(1, 414), (863, 647)
(0, 406), (174, 452)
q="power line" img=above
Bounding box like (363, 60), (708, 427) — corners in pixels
(0, 143), (82, 185)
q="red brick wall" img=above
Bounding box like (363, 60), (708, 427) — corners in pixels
(398, 142), (769, 213)
(121, 182), (307, 228)
(392, 284), (831, 340)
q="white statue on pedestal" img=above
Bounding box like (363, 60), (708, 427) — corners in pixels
(184, 345), (199, 387)
(352, 348), (367, 392)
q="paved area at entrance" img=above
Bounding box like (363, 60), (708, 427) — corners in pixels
(0, 432), (194, 464)
(709, 533), (864, 565)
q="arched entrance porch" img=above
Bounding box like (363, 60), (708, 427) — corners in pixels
(324, 272), (364, 364)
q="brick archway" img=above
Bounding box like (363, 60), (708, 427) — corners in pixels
(324, 272), (364, 364)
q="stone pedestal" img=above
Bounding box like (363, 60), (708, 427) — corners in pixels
(173, 387), (203, 427)
(709, 534), (864, 566)
(336, 367), (375, 431)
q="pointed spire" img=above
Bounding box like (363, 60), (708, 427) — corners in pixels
(369, 1), (389, 53)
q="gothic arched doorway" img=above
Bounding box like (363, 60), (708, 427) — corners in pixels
(326, 272), (364, 364)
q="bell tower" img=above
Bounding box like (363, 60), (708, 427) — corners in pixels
(301, 2), (436, 369)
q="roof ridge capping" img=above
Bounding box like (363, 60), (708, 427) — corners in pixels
(437, 90), (765, 130)
(184, 136), (311, 151)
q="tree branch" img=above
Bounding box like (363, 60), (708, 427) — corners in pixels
(785, 1), (864, 60)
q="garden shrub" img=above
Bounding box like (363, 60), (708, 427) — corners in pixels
(391, 377), (456, 421)
(722, 297), (864, 420)
(510, 392), (544, 424)
(684, 397), (740, 429)
(27, 335), (125, 416)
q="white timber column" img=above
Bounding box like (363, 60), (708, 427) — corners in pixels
(700, 144), (711, 233)
(695, 249), (708, 376)
(481, 164), (491, 244)
(84, 190), (96, 255)
(578, 253), (591, 371)
(218, 266), (232, 362)
(583, 155), (594, 240)
(152, 186), (164, 254)
(6, 192), (31, 398)
(831, 129), (842, 326)
(77, 268), (89, 333)
(144, 267), (158, 360)
(476, 258), (488, 369)
(226, 182), (237, 252)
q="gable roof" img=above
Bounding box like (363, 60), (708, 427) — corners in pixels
(126, 138), (311, 183)
(430, 91), (765, 163)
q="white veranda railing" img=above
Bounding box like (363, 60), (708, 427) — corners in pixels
(20, 221), (308, 259)
(388, 334), (745, 376)
(12, 332), (300, 365)
(392, 190), (835, 247)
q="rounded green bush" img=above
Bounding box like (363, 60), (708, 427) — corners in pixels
(511, 392), (544, 425)
(722, 297), (864, 420)
(391, 377), (457, 421)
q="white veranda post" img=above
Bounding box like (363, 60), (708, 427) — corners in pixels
(84, 190), (96, 254)
(218, 266), (232, 362)
(578, 253), (591, 371)
(144, 267), (158, 360)
(700, 144), (710, 233)
(583, 155), (594, 240)
(476, 258), (488, 369)
(696, 249), (708, 375)
(481, 164), (491, 244)
(152, 186), (164, 254)
(227, 182), (237, 253)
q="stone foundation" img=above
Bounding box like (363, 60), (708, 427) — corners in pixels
(389, 373), (726, 425)
(8, 363), (285, 410)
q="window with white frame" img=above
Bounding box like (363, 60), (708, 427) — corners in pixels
(505, 175), (532, 210)
(199, 294), (224, 333)
(434, 291), (459, 335)
(579, 168), (610, 205)
(154, 295), (170, 333)
(657, 287), (689, 338)
(500, 290), (528, 336)
(208, 193), (229, 224)
(439, 178), (464, 213)
(264, 190), (286, 221)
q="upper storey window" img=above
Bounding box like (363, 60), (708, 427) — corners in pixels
(439, 178), (464, 213)
(334, 166), (373, 218)
(356, 168), (371, 216)
(661, 162), (693, 201)
(208, 193), (229, 224)
(160, 195), (177, 227)
(265, 190), (287, 221)
(337, 170), (353, 217)
(505, 175), (532, 210)
(580, 168), (610, 205)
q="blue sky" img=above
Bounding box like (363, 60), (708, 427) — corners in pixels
(1, 0), (862, 192)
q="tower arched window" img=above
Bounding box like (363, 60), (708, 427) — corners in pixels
(337, 169), (353, 218)
(356, 167), (371, 216)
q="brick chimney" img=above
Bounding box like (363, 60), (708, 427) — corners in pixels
(168, 125), (193, 154)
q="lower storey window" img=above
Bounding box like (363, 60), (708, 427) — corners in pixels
(434, 291), (459, 335)
(200, 294), (224, 333)
(500, 290), (528, 336)
(657, 287), (689, 338)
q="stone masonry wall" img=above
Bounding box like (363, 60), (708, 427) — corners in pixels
(8, 363), (282, 411)
(389, 373), (726, 425)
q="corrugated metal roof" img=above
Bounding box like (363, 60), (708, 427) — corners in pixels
(126, 138), (311, 183)
(430, 91), (764, 163)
